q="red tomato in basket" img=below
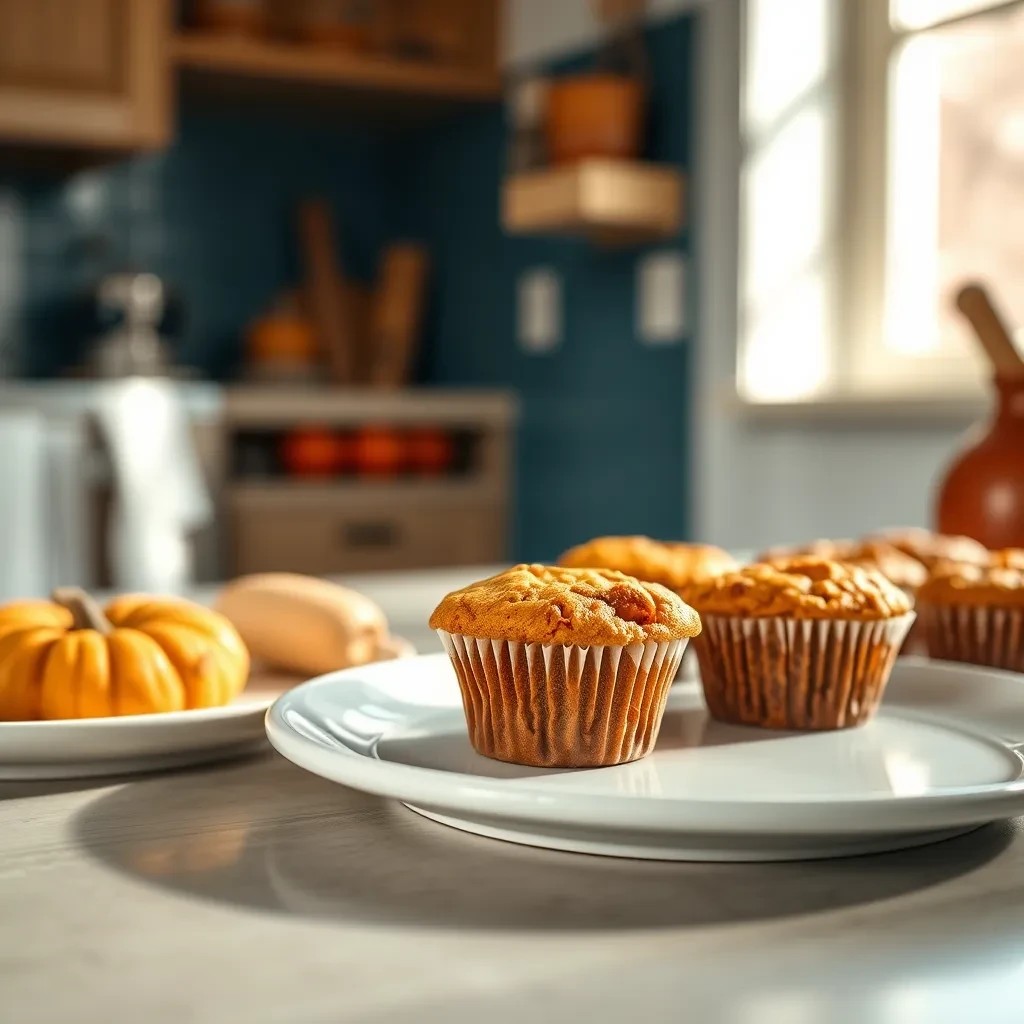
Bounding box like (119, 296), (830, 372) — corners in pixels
(279, 427), (346, 478)
(353, 426), (406, 477)
(407, 427), (454, 476)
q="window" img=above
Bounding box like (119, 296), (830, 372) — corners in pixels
(739, 0), (1024, 403)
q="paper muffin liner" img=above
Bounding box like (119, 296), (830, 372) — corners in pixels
(917, 604), (1024, 673)
(675, 645), (700, 682)
(691, 612), (916, 731)
(901, 617), (925, 656)
(897, 586), (925, 655)
(437, 630), (688, 767)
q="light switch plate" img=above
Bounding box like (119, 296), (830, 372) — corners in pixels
(637, 250), (687, 345)
(518, 267), (561, 354)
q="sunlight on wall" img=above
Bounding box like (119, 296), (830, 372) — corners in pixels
(740, 0), (835, 401)
(743, 0), (830, 136)
(893, 0), (993, 30)
(742, 268), (830, 400)
(885, 38), (941, 355)
(742, 107), (830, 308)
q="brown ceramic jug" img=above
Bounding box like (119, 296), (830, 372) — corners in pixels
(935, 285), (1024, 547)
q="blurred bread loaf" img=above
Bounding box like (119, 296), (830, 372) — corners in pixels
(215, 573), (389, 676)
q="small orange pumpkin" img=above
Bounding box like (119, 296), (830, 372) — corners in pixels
(0, 588), (250, 721)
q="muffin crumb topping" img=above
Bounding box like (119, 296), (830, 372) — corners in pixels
(760, 539), (927, 591)
(559, 536), (736, 590)
(430, 563), (701, 645)
(684, 557), (913, 620)
(918, 551), (1024, 607)
(869, 528), (990, 570)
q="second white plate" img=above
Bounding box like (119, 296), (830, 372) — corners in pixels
(267, 654), (1024, 862)
(0, 637), (418, 781)
(0, 700), (272, 780)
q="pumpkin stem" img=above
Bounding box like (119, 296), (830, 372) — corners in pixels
(51, 587), (113, 635)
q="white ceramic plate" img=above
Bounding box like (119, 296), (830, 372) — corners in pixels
(0, 697), (274, 780)
(267, 653), (1024, 862)
(0, 639), (418, 780)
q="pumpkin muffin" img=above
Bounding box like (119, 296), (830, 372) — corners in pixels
(993, 549), (1024, 570)
(684, 557), (915, 730)
(559, 535), (737, 592)
(430, 564), (701, 767)
(760, 537), (930, 653)
(868, 527), (990, 570)
(760, 539), (926, 594)
(916, 551), (1024, 672)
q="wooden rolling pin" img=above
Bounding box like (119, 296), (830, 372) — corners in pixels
(955, 283), (1024, 379)
(369, 243), (429, 388)
(297, 199), (353, 385)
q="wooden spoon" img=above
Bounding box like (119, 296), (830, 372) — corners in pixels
(955, 283), (1024, 379)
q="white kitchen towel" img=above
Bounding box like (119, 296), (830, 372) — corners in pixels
(0, 410), (48, 598)
(93, 378), (213, 594)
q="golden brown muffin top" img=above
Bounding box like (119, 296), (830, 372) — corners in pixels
(429, 563), (702, 646)
(917, 550), (1024, 607)
(869, 527), (990, 570)
(683, 557), (913, 620)
(991, 549), (1024, 569)
(759, 539), (927, 591)
(558, 535), (737, 590)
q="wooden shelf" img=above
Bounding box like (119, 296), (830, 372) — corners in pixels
(228, 479), (491, 505)
(172, 32), (502, 105)
(223, 386), (518, 428)
(502, 159), (685, 245)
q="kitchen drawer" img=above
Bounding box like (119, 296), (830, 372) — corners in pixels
(230, 495), (505, 575)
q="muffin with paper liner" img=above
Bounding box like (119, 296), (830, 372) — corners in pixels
(559, 536), (736, 681)
(916, 550), (1024, 673)
(758, 538), (927, 598)
(867, 527), (990, 570)
(559, 535), (737, 591)
(683, 557), (915, 731)
(759, 537), (929, 652)
(429, 564), (701, 768)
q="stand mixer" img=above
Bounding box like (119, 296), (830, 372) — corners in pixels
(87, 272), (172, 378)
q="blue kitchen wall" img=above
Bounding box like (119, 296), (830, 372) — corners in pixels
(403, 13), (695, 560)
(2, 12), (695, 563)
(8, 102), (393, 378)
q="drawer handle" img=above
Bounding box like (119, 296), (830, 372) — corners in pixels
(342, 520), (399, 548)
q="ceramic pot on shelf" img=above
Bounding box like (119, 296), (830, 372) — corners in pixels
(544, 0), (649, 166)
(934, 284), (1024, 547)
(545, 74), (644, 165)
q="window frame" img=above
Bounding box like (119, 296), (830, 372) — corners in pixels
(737, 0), (1023, 405)
(845, 0), (1024, 396)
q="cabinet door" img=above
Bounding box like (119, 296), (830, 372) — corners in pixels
(0, 0), (171, 149)
(382, 0), (499, 72)
(230, 494), (507, 576)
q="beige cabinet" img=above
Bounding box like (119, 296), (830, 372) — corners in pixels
(222, 386), (516, 577)
(229, 487), (505, 576)
(0, 0), (172, 149)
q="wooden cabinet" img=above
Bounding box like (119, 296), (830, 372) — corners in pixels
(175, 0), (501, 105)
(378, 0), (500, 73)
(0, 0), (171, 150)
(0, 0), (500, 152)
(229, 486), (505, 575)
(222, 386), (516, 577)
